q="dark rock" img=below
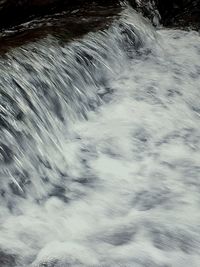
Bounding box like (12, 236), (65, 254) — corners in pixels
(129, 0), (200, 29)
(0, 0), (119, 29)
(156, 0), (200, 29)
(0, 0), (199, 39)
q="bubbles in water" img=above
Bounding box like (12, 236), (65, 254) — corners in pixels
(0, 4), (200, 267)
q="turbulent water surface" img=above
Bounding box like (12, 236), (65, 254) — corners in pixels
(0, 3), (200, 267)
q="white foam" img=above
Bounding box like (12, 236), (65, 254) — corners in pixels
(0, 7), (200, 267)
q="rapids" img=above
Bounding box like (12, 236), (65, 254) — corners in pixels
(0, 3), (200, 267)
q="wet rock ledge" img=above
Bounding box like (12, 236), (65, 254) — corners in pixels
(0, 0), (199, 30)
(0, 0), (119, 29)
(129, 0), (200, 29)
(157, 0), (200, 29)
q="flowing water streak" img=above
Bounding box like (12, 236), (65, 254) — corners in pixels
(0, 4), (200, 267)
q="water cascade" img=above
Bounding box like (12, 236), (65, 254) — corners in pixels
(0, 2), (200, 267)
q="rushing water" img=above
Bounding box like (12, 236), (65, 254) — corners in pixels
(0, 3), (200, 267)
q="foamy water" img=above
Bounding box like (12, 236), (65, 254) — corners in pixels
(0, 5), (200, 267)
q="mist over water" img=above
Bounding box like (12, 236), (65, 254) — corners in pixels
(0, 4), (200, 267)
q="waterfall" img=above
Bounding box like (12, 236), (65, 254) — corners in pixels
(0, 3), (200, 267)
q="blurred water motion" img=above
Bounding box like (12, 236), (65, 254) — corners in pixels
(0, 3), (200, 267)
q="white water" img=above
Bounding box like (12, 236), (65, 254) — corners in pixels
(0, 5), (200, 267)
